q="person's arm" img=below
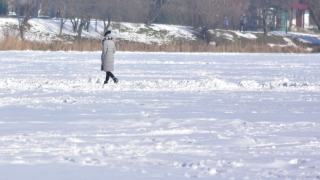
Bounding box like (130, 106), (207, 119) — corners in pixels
(102, 40), (107, 56)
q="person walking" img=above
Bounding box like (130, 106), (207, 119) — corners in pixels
(224, 17), (229, 30)
(101, 30), (119, 84)
(240, 14), (248, 32)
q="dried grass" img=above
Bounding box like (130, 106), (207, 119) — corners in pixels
(0, 35), (310, 53)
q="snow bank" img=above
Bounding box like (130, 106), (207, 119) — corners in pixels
(1, 77), (320, 94)
(0, 18), (196, 44)
(233, 31), (257, 39)
(1, 18), (320, 47)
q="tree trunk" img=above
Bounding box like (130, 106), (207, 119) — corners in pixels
(59, 16), (67, 36)
(70, 18), (79, 32)
(304, 1), (320, 30)
(77, 19), (86, 43)
(16, 1), (37, 41)
(18, 20), (25, 41)
(147, 7), (163, 25)
(84, 19), (90, 32)
(262, 8), (268, 35)
(261, 2), (279, 36)
(308, 8), (320, 30)
(289, 9), (292, 31)
(146, 0), (170, 25)
(103, 15), (111, 32)
(59, 22), (63, 36)
(264, 23), (268, 35)
(37, 1), (42, 17)
(59, 2), (67, 36)
(95, 19), (97, 32)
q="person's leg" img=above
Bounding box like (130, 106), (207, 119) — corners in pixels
(107, 71), (115, 79)
(110, 72), (119, 84)
(105, 71), (110, 84)
(106, 72), (118, 84)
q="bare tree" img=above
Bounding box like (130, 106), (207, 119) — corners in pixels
(190, 0), (204, 28)
(37, 0), (42, 17)
(144, 0), (170, 25)
(152, 0), (191, 25)
(186, 0), (251, 42)
(0, 0), (8, 15)
(16, 0), (38, 40)
(93, 0), (145, 33)
(250, 0), (292, 35)
(53, 0), (68, 36)
(186, 0), (221, 41)
(68, 0), (95, 42)
(96, 0), (117, 32)
(83, 0), (97, 32)
(69, 0), (80, 33)
(303, 0), (320, 30)
(189, 0), (236, 29)
(119, 0), (146, 23)
(37, 0), (52, 16)
(189, 0), (200, 28)
(68, 0), (89, 42)
(220, 0), (250, 30)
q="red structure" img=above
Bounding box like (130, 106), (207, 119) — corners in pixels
(290, 2), (309, 29)
(290, 2), (308, 10)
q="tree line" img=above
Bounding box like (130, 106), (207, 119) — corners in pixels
(2, 0), (320, 41)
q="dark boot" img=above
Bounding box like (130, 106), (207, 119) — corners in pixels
(113, 77), (119, 84)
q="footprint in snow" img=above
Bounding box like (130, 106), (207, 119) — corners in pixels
(140, 111), (150, 117)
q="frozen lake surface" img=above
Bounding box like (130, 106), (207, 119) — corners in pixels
(0, 52), (320, 179)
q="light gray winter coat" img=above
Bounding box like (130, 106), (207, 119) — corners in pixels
(101, 37), (116, 72)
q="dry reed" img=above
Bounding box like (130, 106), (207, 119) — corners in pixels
(0, 35), (310, 53)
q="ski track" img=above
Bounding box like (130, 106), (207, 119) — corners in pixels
(0, 52), (320, 179)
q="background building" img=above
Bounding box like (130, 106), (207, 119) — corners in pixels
(290, 2), (310, 31)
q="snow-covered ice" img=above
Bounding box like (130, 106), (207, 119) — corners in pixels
(0, 52), (320, 179)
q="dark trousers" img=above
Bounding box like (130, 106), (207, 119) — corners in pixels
(105, 71), (115, 82)
(240, 23), (246, 32)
